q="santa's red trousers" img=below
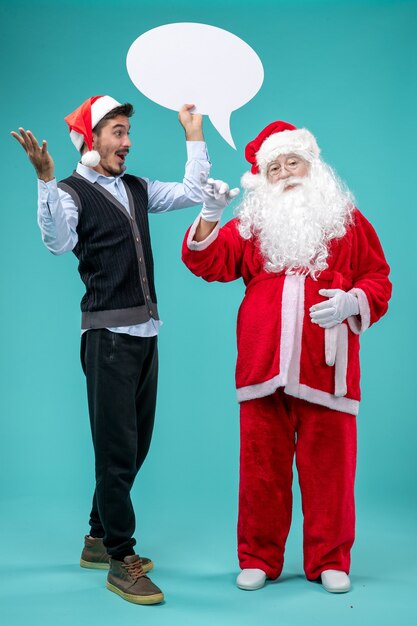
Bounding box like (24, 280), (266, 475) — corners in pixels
(238, 389), (357, 580)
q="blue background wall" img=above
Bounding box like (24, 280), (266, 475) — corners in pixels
(1, 1), (416, 624)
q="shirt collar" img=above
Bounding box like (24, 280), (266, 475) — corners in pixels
(76, 162), (126, 184)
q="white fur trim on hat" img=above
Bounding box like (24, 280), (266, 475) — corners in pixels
(257, 128), (320, 172)
(91, 96), (121, 129)
(70, 129), (84, 151)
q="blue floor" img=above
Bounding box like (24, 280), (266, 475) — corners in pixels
(1, 495), (416, 626)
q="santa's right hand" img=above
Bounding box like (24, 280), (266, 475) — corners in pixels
(200, 174), (240, 223)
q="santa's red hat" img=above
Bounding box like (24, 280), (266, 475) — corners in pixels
(242, 120), (320, 187)
(64, 95), (121, 167)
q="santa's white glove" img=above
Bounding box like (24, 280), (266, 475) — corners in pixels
(200, 174), (240, 223)
(309, 289), (359, 329)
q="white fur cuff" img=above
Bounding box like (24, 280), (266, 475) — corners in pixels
(347, 288), (371, 334)
(187, 214), (220, 251)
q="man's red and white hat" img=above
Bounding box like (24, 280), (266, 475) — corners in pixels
(64, 95), (121, 167)
(243, 120), (320, 186)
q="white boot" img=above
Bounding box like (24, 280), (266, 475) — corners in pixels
(321, 570), (351, 593)
(236, 568), (267, 590)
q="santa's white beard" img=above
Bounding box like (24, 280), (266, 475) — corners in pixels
(236, 160), (354, 277)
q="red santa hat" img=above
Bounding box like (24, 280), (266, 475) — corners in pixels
(64, 95), (121, 167)
(242, 120), (320, 188)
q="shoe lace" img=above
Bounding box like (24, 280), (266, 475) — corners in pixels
(124, 558), (145, 581)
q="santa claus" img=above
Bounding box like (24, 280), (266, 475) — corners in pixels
(182, 121), (391, 594)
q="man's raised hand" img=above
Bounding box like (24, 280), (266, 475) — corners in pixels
(11, 128), (55, 182)
(178, 104), (204, 141)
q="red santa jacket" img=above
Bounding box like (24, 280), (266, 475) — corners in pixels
(182, 209), (391, 415)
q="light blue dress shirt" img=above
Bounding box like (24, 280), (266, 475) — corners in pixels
(37, 141), (210, 336)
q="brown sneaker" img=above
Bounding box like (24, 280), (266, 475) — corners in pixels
(106, 555), (164, 605)
(80, 536), (153, 573)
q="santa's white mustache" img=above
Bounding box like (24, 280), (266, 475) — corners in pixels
(268, 176), (307, 194)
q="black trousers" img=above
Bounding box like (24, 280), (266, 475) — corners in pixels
(81, 329), (158, 560)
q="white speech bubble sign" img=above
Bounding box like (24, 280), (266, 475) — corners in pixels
(126, 23), (264, 149)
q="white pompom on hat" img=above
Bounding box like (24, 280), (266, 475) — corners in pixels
(64, 95), (121, 166)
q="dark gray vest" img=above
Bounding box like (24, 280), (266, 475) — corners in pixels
(58, 172), (159, 329)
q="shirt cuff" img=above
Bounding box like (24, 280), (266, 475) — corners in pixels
(38, 177), (59, 200)
(185, 141), (210, 162)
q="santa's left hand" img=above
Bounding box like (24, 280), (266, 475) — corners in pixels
(309, 289), (359, 328)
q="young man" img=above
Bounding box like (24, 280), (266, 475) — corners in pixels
(182, 121), (391, 594)
(12, 95), (210, 605)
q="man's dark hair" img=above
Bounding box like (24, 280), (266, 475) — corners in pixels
(93, 103), (134, 136)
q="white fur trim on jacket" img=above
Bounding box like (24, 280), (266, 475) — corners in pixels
(237, 379), (360, 415)
(187, 214), (220, 251)
(257, 128), (320, 172)
(286, 383), (359, 415)
(347, 287), (371, 334)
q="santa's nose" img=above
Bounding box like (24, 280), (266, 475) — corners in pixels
(278, 168), (292, 179)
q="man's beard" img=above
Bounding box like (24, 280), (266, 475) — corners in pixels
(236, 160), (354, 277)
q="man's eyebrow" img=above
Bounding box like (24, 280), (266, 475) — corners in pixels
(112, 123), (130, 130)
